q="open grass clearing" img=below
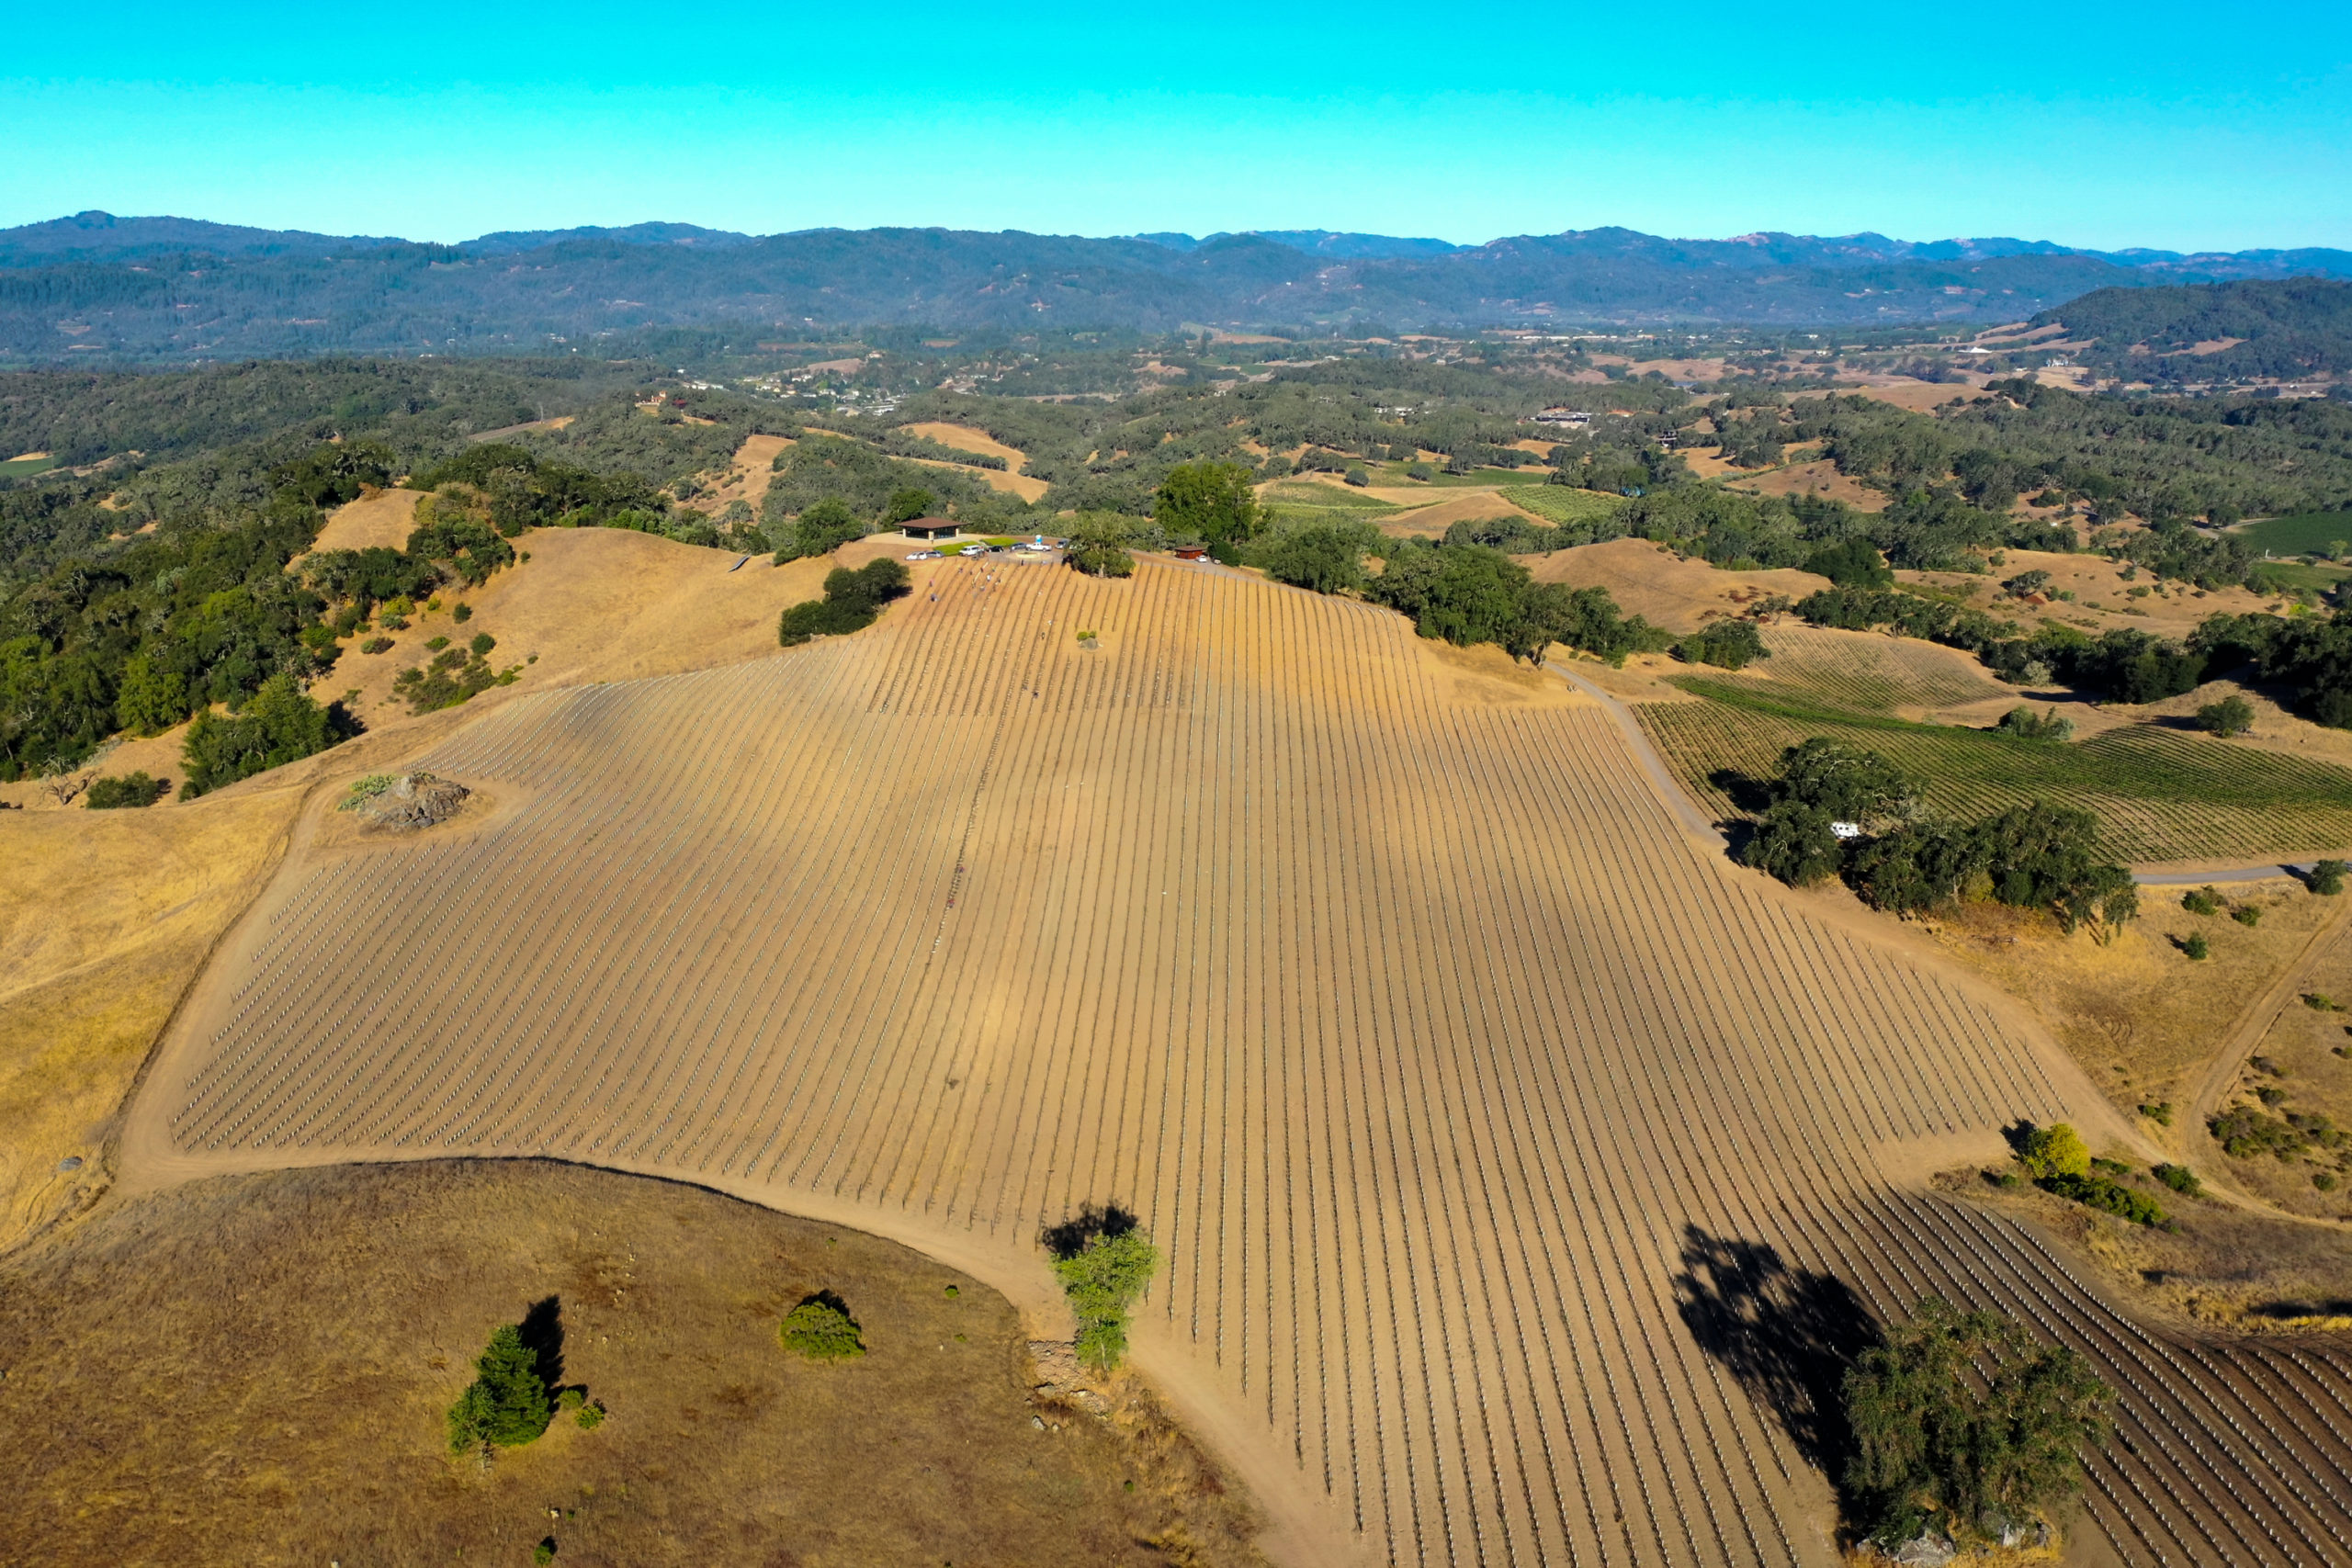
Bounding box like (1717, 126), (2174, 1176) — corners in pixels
(0, 1159), (1264, 1568)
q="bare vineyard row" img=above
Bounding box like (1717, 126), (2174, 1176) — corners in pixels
(151, 562), (2352, 1566)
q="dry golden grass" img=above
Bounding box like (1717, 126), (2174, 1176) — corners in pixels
(1925, 881), (2333, 1120)
(2221, 912), (2352, 1220)
(308, 486), (422, 554)
(894, 423), (1052, 501)
(0, 1159), (1266, 1568)
(1840, 379), (1994, 413)
(1722, 458), (1888, 513)
(1527, 537), (1829, 633)
(119, 559), (2352, 1566)
(0, 787), (300, 1250)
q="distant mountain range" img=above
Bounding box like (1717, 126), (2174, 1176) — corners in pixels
(5, 209), (2350, 361)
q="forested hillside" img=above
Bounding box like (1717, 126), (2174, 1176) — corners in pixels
(2037, 278), (2352, 382)
(10, 214), (2352, 360)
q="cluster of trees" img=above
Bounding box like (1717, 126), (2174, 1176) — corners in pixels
(0, 442), (367, 779)
(1796, 382), (2352, 526)
(1368, 541), (1669, 663)
(2011, 1122), (2169, 1227)
(180, 671), (356, 796)
(777, 558), (910, 646)
(1739, 739), (2138, 937)
(2192, 611), (2352, 728)
(1794, 586), (2232, 703)
(762, 434), (1015, 545)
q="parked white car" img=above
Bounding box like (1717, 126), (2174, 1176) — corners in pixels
(905, 549), (943, 560)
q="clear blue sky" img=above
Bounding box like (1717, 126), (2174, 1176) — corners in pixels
(6, 1), (2349, 251)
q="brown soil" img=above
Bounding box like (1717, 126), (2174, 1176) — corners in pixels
(0, 1159), (1266, 1568)
(115, 558), (2352, 1566)
(1526, 537), (1829, 633)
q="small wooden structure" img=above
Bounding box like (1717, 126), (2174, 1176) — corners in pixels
(901, 515), (959, 540)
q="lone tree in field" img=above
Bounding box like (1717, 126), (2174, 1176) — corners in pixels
(1046, 1205), (1159, 1372)
(1843, 1295), (2113, 1549)
(446, 1322), (554, 1455)
(779, 1291), (866, 1361)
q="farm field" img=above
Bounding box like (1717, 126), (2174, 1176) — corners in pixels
(1638, 675), (2352, 863)
(121, 560), (2352, 1567)
(2236, 510), (2352, 558)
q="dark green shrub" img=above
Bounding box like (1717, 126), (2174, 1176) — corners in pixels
(779, 1293), (865, 1360)
(1258, 522), (1381, 594)
(2139, 1101), (2174, 1126)
(2184, 932), (2210, 960)
(2181, 886), (2221, 916)
(1803, 537), (1894, 590)
(85, 771), (167, 809)
(446, 1323), (552, 1454)
(2196, 694), (2256, 737)
(2154, 1163), (2202, 1195)
(1065, 515), (1138, 578)
(360, 636), (393, 654)
(2038, 1171), (2167, 1225)
(1994, 706), (2074, 741)
(2313, 860), (2347, 896)
(426, 635), (449, 652)
(1154, 461), (1261, 547)
(778, 558), (911, 646)
(2234, 904), (2262, 927)
(774, 497), (866, 562)
(534, 1539), (556, 1564)
(469, 632), (495, 657)
(452, 602), (472, 623)
(1673, 617), (1767, 671)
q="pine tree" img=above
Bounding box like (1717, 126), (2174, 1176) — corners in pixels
(446, 1323), (552, 1453)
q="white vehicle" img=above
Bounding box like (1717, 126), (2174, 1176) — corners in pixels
(958, 543), (992, 557)
(905, 549), (943, 560)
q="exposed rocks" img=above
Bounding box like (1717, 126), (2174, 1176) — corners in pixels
(351, 772), (469, 830)
(1025, 1338), (1112, 1417)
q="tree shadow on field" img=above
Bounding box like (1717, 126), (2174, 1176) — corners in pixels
(1041, 1202), (1138, 1260)
(1708, 767), (1774, 816)
(1671, 1226), (1878, 1479)
(519, 1294), (565, 1393)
